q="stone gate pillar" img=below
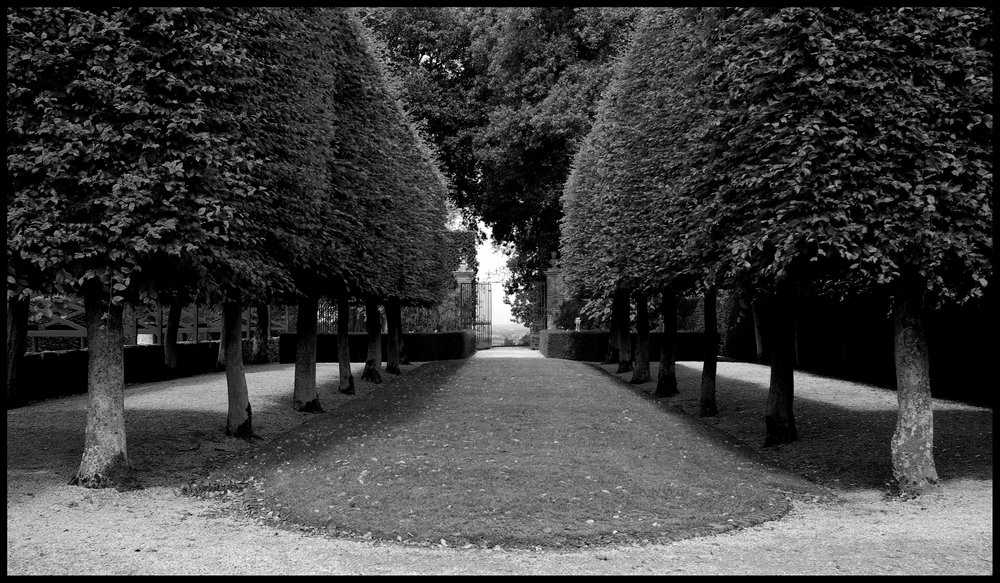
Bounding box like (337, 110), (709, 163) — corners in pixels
(452, 259), (474, 286)
(543, 253), (563, 329)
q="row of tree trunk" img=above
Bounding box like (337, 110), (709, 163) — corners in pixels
(605, 287), (718, 417)
(292, 295), (407, 411)
(5, 289), (410, 488)
(4, 282), (943, 494)
(602, 283), (938, 495)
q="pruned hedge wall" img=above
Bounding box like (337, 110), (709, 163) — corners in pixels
(277, 331), (476, 364)
(9, 339), (277, 408)
(538, 330), (707, 361)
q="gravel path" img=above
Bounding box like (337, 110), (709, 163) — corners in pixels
(6, 349), (993, 575)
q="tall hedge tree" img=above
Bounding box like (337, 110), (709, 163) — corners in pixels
(7, 7), (260, 485)
(275, 9), (455, 401)
(706, 7), (992, 493)
(560, 8), (722, 396)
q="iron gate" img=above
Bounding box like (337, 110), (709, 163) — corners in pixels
(459, 282), (492, 349)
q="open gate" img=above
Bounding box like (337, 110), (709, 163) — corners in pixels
(459, 282), (492, 349)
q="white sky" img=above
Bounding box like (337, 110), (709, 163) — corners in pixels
(474, 223), (527, 332)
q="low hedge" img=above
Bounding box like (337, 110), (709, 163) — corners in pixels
(9, 339), (278, 408)
(278, 331), (476, 364)
(538, 330), (707, 361)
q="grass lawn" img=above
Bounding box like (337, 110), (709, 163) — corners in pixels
(210, 356), (821, 549)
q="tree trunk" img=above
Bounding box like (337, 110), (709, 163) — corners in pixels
(655, 288), (678, 397)
(700, 286), (719, 417)
(397, 304), (410, 365)
(71, 282), (134, 488)
(251, 302), (270, 364)
(751, 300), (769, 365)
(385, 297), (402, 375)
(614, 288), (633, 373)
(361, 298), (383, 383)
(891, 283), (938, 495)
(603, 305), (619, 365)
(292, 295), (323, 412)
(6, 295), (30, 406)
(630, 291), (650, 384)
(337, 295), (355, 395)
(163, 300), (183, 373)
(223, 298), (256, 439)
(762, 293), (798, 446)
(215, 306), (226, 372)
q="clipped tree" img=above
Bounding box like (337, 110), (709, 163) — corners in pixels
(7, 7), (260, 485)
(706, 7), (992, 492)
(560, 8), (722, 394)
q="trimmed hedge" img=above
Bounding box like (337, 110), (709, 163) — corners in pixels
(538, 330), (707, 361)
(278, 331), (476, 364)
(9, 339), (277, 408)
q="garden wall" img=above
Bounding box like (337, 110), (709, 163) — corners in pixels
(10, 339), (278, 408)
(277, 331), (476, 364)
(538, 330), (707, 361)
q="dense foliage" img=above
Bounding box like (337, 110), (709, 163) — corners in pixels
(706, 7), (992, 304)
(560, 8), (720, 303)
(7, 7), (258, 305)
(561, 5), (992, 313)
(360, 7), (640, 325)
(7, 7), (458, 314)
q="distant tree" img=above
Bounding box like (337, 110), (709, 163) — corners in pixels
(362, 7), (640, 327)
(250, 302), (271, 364)
(360, 298), (384, 383)
(336, 295), (355, 395)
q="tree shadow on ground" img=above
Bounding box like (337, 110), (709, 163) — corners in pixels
(4, 362), (428, 491)
(597, 361), (993, 491)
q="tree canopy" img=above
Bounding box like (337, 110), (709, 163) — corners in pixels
(7, 7), (259, 306)
(561, 6), (992, 309)
(705, 7), (992, 304)
(361, 7), (640, 325)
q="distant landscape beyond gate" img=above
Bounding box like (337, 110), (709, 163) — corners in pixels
(459, 282), (492, 350)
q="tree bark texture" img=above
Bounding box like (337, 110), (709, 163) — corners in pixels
(751, 300), (769, 365)
(891, 284), (939, 495)
(699, 286), (719, 417)
(603, 299), (619, 364)
(630, 291), (650, 384)
(223, 299), (256, 439)
(72, 283), (132, 488)
(6, 295), (29, 406)
(361, 298), (383, 383)
(397, 303), (409, 365)
(251, 302), (271, 364)
(762, 293), (798, 446)
(613, 288), (633, 373)
(215, 306), (226, 372)
(293, 295), (323, 412)
(385, 298), (402, 375)
(163, 300), (183, 372)
(655, 288), (678, 397)
(337, 295), (355, 395)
